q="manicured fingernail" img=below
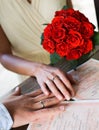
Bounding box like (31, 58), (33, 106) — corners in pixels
(58, 95), (63, 100)
(59, 106), (65, 110)
(15, 87), (19, 91)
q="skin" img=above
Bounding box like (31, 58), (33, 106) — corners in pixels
(0, 2), (75, 100)
(3, 88), (65, 128)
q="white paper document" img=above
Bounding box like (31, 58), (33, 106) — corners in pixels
(28, 59), (99, 130)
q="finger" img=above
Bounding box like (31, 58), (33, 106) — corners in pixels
(32, 93), (54, 103)
(45, 104), (66, 112)
(26, 89), (43, 97)
(28, 96), (62, 110)
(31, 104), (66, 121)
(66, 73), (77, 84)
(56, 70), (75, 97)
(47, 72), (55, 81)
(53, 76), (71, 100)
(46, 80), (64, 100)
(42, 97), (62, 107)
(40, 82), (50, 96)
(12, 87), (21, 96)
(29, 104), (66, 123)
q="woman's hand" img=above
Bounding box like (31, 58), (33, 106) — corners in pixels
(34, 64), (75, 101)
(0, 52), (75, 101)
(3, 87), (65, 128)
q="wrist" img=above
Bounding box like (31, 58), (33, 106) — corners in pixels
(28, 62), (45, 77)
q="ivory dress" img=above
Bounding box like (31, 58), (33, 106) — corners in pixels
(0, 0), (66, 64)
(0, 0), (66, 97)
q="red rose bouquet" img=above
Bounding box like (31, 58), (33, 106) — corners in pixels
(41, 7), (99, 68)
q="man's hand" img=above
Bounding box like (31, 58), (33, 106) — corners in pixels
(3, 87), (65, 128)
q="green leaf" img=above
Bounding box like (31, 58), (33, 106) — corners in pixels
(92, 31), (99, 45)
(50, 53), (62, 64)
(69, 53), (91, 70)
(69, 60), (78, 70)
(78, 53), (90, 64)
(42, 23), (49, 26)
(40, 33), (44, 45)
(62, 5), (68, 10)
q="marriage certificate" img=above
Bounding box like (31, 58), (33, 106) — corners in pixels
(28, 58), (99, 130)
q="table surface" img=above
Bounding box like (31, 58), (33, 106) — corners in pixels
(10, 50), (99, 130)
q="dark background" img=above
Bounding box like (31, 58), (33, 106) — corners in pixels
(94, 0), (99, 29)
(67, 0), (99, 29)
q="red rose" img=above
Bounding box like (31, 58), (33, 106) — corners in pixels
(66, 48), (83, 60)
(83, 39), (93, 54)
(52, 16), (64, 28)
(55, 8), (74, 18)
(42, 39), (55, 54)
(44, 24), (53, 38)
(41, 8), (96, 62)
(52, 28), (66, 43)
(56, 42), (68, 57)
(66, 30), (84, 48)
(64, 16), (81, 31)
(73, 10), (89, 22)
(80, 22), (94, 38)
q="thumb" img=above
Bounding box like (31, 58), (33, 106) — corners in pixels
(12, 87), (21, 96)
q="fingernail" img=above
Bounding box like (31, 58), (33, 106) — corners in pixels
(73, 75), (79, 82)
(15, 87), (19, 91)
(58, 95), (63, 100)
(59, 106), (65, 111)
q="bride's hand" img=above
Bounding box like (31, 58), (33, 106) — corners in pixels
(34, 64), (75, 101)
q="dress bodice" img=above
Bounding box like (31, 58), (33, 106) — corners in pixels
(0, 0), (66, 63)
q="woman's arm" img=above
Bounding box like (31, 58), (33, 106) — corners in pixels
(0, 26), (75, 100)
(0, 26), (44, 76)
(0, 26), (12, 54)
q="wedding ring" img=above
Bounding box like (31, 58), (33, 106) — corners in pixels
(40, 101), (45, 108)
(52, 75), (57, 81)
